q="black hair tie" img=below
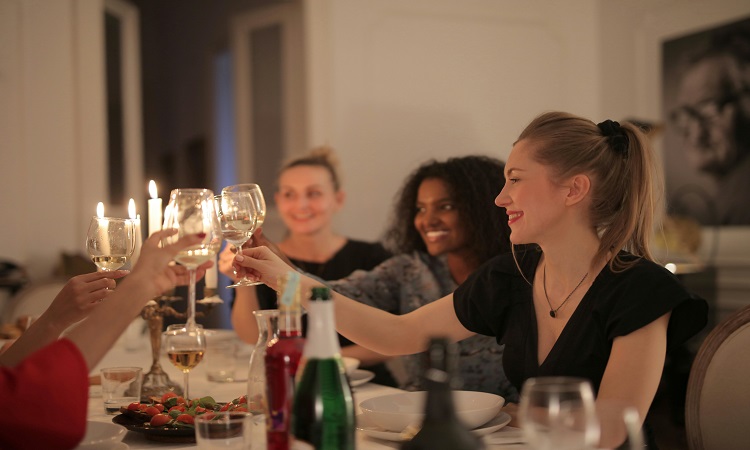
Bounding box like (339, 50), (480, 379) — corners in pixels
(597, 119), (629, 158)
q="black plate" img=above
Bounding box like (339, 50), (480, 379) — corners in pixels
(112, 414), (195, 443)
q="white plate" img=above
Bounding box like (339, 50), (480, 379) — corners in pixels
(349, 369), (375, 387)
(75, 420), (126, 449)
(356, 411), (511, 442)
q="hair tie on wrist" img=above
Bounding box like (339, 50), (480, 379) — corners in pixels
(597, 119), (629, 158)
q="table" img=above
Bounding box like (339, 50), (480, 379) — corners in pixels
(85, 327), (524, 449)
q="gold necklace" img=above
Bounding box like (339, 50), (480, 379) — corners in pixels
(542, 266), (588, 318)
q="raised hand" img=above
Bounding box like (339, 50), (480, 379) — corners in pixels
(41, 270), (129, 330)
(129, 229), (212, 299)
(233, 246), (296, 292)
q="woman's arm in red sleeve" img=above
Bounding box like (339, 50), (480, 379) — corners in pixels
(0, 339), (88, 449)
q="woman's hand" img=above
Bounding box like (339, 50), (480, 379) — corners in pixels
(40, 270), (129, 330)
(128, 229), (212, 298)
(246, 228), (295, 267)
(233, 246), (296, 291)
(218, 245), (240, 282)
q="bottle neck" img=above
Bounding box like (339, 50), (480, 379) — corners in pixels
(303, 300), (341, 359)
(278, 306), (302, 338)
(422, 369), (458, 421)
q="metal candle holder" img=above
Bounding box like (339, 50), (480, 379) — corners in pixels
(139, 289), (223, 401)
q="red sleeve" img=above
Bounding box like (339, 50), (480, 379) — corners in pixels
(0, 339), (89, 449)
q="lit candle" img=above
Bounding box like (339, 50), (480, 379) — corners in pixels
(128, 198), (142, 267)
(148, 180), (162, 237)
(96, 202), (110, 255)
(205, 255), (218, 289)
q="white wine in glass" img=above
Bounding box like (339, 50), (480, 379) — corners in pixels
(162, 188), (222, 329)
(86, 216), (136, 272)
(164, 324), (206, 401)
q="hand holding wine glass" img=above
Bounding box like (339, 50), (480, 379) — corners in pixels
(518, 377), (600, 450)
(164, 324), (206, 401)
(214, 191), (259, 288)
(162, 189), (222, 330)
(86, 216), (136, 272)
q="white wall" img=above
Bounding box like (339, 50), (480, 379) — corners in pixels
(305, 0), (601, 241)
(0, 0), (108, 280)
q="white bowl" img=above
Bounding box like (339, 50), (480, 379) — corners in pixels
(77, 420), (125, 449)
(359, 390), (504, 432)
(342, 356), (360, 374)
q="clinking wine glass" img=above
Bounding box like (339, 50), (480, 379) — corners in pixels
(518, 377), (600, 450)
(162, 188), (222, 330)
(164, 324), (205, 401)
(213, 191), (259, 288)
(86, 216), (136, 272)
(221, 183), (267, 286)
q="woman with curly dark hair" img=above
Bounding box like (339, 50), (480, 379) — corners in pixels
(318, 155), (518, 399)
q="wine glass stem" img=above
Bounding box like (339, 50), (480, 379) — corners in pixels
(184, 371), (190, 400)
(236, 242), (247, 282)
(187, 269), (197, 329)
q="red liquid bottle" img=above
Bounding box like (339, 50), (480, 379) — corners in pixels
(265, 272), (306, 450)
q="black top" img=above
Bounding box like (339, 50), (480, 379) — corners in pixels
(453, 248), (708, 394)
(254, 239), (395, 385)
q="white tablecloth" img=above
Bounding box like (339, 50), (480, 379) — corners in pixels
(84, 327), (524, 449)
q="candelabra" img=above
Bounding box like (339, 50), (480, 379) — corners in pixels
(139, 289), (223, 401)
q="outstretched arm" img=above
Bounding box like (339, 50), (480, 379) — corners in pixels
(234, 246), (474, 355)
(0, 270), (128, 366)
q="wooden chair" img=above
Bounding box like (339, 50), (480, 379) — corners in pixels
(685, 304), (750, 450)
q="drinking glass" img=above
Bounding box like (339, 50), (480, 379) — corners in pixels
(162, 188), (222, 329)
(164, 323), (206, 401)
(213, 192), (259, 288)
(101, 366), (143, 414)
(518, 377), (600, 450)
(223, 183), (266, 229)
(86, 216), (136, 272)
(246, 310), (278, 450)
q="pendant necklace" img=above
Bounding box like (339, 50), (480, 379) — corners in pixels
(543, 266), (588, 318)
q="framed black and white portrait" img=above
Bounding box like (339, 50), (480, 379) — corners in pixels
(662, 16), (750, 226)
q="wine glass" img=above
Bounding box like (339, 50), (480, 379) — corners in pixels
(213, 191), (259, 288)
(86, 216), (136, 272)
(164, 324), (206, 401)
(162, 188), (222, 329)
(222, 183), (266, 229)
(221, 183), (267, 286)
(518, 377), (600, 450)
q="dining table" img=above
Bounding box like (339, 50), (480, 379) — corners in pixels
(83, 324), (526, 449)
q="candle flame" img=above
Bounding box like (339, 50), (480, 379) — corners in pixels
(149, 180), (158, 199)
(96, 202), (104, 218)
(128, 198), (137, 219)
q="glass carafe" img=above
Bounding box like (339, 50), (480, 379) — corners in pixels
(248, 309), (280, 415)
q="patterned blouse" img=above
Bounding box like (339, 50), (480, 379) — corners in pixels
(327, 251), (519, 402)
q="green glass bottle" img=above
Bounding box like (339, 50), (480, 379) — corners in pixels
(292, 286), (355, 450)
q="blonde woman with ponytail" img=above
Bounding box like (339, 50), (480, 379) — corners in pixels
(234, 112), (708, 448)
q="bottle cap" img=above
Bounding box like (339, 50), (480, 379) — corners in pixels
(310, 286), (332, 301)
